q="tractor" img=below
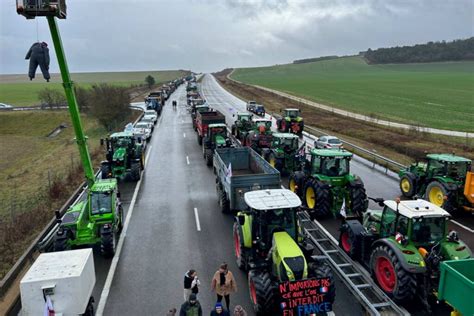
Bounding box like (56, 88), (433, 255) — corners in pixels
(202, 123), (233, 166)
(262, 133), (305, 175)
(54, 179), (123, 258)
(231, 112), (254, 145)
(289, 149), (367, 219)
(245, 119), (273, 155)
(100, 132), (144, 181)
(339, 198), (471, 310)
(399, 153), (474, 214)
(233, 189), (335, 315)
(276, 108), (304, 136)
(192, 105), (210, 130)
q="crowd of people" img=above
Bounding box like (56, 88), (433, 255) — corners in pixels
(167, 263), (248, 316)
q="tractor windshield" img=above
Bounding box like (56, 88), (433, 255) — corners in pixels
(91, 192), (112, 215)
(113, 138), (129, 148)
(321, 157), (349, 177)
(285, 110), (299, 118)
(411, 217), (446, 244)
(262, 208), (296, 240)
(211, 127), (226, 137)
(446, 162), (469, 178)
(281, 137), (297, 150)
(239, 115), (251, 122)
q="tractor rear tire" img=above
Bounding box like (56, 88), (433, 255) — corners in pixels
(197, 133), (202, 146)
(218, 185), (230, 213)
(131, 162), (141, 181)
(348, 179), (368, 218)
(205, 149), (213, 166)
(248, 270), (276, 315)
(101, 231), (117, 258)
(304, 180), (331, 218)
(370, 245), (416, 302)
(100, 163), (111, 179)
(233, 222), (249, 271)
(399, 173), (417, 198)
(310, 262), (336, 304)
(117, 205), (124, 234)
(267, 153), (280, 171)
(289, 171), (305, 197)
(339, 223), (360, 259)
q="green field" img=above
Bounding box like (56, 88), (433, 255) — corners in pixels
(0, 70), (187, 106)
(231, 57), (474, 132)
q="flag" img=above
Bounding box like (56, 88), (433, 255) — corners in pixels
(44, 296), (54, 316)
(225, 163), (232, 183)
(320, 286), (329, 293)
(395, 232), (403, 244)
(339, 198), (346, 217)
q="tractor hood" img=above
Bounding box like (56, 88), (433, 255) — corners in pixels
(215, 135), (226, 146)
(272, 231), (307, 281)
(113, 147), (126, 161)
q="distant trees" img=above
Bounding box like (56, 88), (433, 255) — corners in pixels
(38, 88), (67, 109)
(293, 56), (339, 64)
(145, 75), (155, 88)
(364, 37), (474, 64)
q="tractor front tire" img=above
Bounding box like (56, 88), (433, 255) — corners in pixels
(348, 180), (368, 218)
(101, 231), (117, 258)
(100, 163), (111, 179)
(339, 223), (360, 259)
(370, 245), (416, 302)
(131, 162), (141, 181)
(399, 173), (417, 198)
(289, 171), (305, 197)
(248, 270), (276, 316)
(205, 149), (213, 166)
(310, 262), (336, 304)
(218, 185), (230, 213)
(304, 180), (331, 218)
(233, 222), (249, 271)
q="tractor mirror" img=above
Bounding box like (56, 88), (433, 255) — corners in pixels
(55, 210), (61, 223)
(238, 215), (245, 225)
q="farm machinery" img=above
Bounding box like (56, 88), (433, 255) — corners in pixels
(339, 198), (471, 311)
(263, 133), (305, 175)
(289, 149), (367, 218)
(276, 108), (304, 136)
(399, 153), (474, 214)
(100, 131), (144, 181)
(231, 112), (254, 145)
(233, 189), (335, 315)
(17, 3), (124, 258)
(246, 119), (273, 155)
(202, 123), (233, 166)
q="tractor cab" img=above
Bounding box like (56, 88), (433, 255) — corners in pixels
(236, 112), (253, 124)
(425, 154), (471, 180)
(17, 0), (66, 19)
(283, 108), (301, 119)
(207, 123), (230, 147)
(271, 133), (299, 152)
(308, 149), (352, 179)
(253, 119), (272, 133)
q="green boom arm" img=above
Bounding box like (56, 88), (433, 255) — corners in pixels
(47, 16), (95, 186)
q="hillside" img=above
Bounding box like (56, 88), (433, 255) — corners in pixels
(231, 56), (474, 132)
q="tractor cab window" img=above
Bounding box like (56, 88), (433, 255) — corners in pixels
(396, 216), (409, 236)
(321, 158), (349, 177)
(282, 138), (297, 151)
(311, 156), (322, 174)
(411, 217), (445, 244)
(239, 115), (250, 122)
(114, 138), (128, 148)
(380, 207), (397, 237)
(447, 162), (469, 178)
(210, 127), (226, 137)
(285, 110), (300, 118)
(261, 209), (296, 240)
(427, 159), (446, 177)
(91, 192), (112, 215)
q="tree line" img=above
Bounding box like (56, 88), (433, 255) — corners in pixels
(293, 55), (339, 64)
(364, 37), (474, 64)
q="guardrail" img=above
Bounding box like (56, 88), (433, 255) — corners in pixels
(0, 106), (145, 315)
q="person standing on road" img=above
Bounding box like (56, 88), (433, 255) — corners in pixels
(211, 263), (237, 311)
(179, 293), (202, 316)
(184, 269), (197, 301)
(210, 302), (230, 316)
(232, 305), (247, 316)
(191, 272), (201, 298)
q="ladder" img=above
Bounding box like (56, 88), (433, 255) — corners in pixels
(298, 212), (409, 316)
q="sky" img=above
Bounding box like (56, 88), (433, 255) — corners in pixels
(0, 0), (473, 74)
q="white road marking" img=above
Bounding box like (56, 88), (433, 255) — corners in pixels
(194, 207), (201, 231)
(96, 149), (150, 315)
(183, 133), (186, 138)
(452, 220), (474, 233)
(144, 145), (152, 165)
(186, 156), (190, 165)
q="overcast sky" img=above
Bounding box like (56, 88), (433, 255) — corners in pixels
(1, 0), (473, 74)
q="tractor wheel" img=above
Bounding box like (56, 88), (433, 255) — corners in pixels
(117, 205), (124, 234)
(100, 163), (111, 179)
(205, 149), (213, 166)
(101, 230), (117, 258)
(339, 223), (360, 259)
(288, 171), (305, 197)
(248, 270), (276, 315)
(348, 179), (368, 218)
(197, 133), (202, 146)
(219, 186), (230, 213)
(425, 181), (450, 209)
(399, 173), (417, 198)
(130, 162), (141, 181)
(370, 245), (416, 302)
(267, 153), (280, 171)
(310, 262), (336, 304)
(304, 180), (331, 218)
(233, 222), (249, 271)
(54, 236), (69, 252)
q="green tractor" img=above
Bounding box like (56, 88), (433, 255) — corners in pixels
(289, 149), (367, 219)
(276, 108), (304, 136)
(202, 123), (233, 166)
(245, 119), (273, 155)
(399, 153), (474, 214)
(339, 198), (471, 309)
(262, 133), (305, 175)
(231, 112), (254, 146)
(233, 189), (335, 315)
(54, 179), (123, 257)
(100, 131), (144, 181)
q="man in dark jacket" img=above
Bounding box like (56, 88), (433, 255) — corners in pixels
(179, 293), (202, 316)
(25, 42), (50, 82)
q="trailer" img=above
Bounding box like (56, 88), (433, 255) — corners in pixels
(196, 110), (225, 145)
(214, 147), (281, 213)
